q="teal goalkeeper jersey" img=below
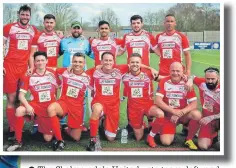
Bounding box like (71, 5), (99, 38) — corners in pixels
(60, 35), (94, 69)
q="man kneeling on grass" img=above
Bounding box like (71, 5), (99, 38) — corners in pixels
(7, 51), (59, 151)
(147, 62), (202, 150)
(47, 52), (91, 151)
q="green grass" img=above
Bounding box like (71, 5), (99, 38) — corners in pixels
(3, 49), (220, 152)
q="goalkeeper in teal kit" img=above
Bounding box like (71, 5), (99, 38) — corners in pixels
(60, 21), (94, 131)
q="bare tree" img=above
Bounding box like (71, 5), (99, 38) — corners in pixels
(3, 3), (41, 25)
(42, 3), (79, 32)
(91, 8), (120, 31)
(144, 11), (155, 32)
(3, 4), (18, 24)
(167, 3), (220, 32)
(143, 9), (167, 32)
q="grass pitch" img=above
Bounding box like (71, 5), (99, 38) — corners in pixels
(3, 49), (220, 152)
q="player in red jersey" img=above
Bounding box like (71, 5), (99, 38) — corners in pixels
(28, 14), (62, 134)
(156, 14), (193, 135)
(3, 5), (38, 140)
(29, 14), (61, 71)
(147, 62), (201, 150)
(86, 51), (157, 151)
(123, 53), (163, 141)
(156, 14), (191, 77)
(119, 15), (160, 131)
(189, 67), (220, 150)
(90, 20), (123, 66)
(90, 20), (122, 121)
(6, 51), (59, 151)
(85, 51), (129, 151)
(119, 15), (160, 66)
(47, 52), (91, 151)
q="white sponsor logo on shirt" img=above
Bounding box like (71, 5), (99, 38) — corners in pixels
(130, 42), (145, 47)
(97, 45), (112, 51)
(129, 82), (145, 87)
(16, 34), (30, 39)
(166, 92), (184, 99)
(102, 85), (113, 95)
(38, 90), (51, 102)
(69, 48), (83, 53)
(127, 36), (147, 41)
(131, 88), (143, 98)
(165, 83), (185, 92)
(99, 79), (116, 84)
(162, 43), (175, 48)
(169, 99), (180, 108)
(34, 84), (52, 91)
(66, 86), (80, 98)
(67, 79), (83, 88)
(44, 41), (57, 47)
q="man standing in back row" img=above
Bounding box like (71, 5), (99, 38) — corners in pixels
(90, 20), (122, 66)
(119, 15), (160, 130)
(3, 5), (38, 140)
(156, 14), (192, 77)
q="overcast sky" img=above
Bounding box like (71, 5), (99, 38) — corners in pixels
(4, 3), (220, 26)
(72, 3), (220, 26)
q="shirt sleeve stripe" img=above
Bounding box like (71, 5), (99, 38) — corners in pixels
(19, 89), (27, 94)
(156, 93), (164, 97)
(183, 47), (190, 51)
(188, 97), (197, 102)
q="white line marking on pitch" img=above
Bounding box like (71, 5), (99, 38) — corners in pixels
(192, 60), (220, 67)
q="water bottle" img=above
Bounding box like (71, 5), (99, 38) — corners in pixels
(121, 128), (128, 144)
(95, 135), (102, 151)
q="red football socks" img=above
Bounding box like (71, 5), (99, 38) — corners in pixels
(50, 116), (63, 141)
(90, 119), (99, 137)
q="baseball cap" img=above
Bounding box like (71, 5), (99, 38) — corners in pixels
(71, 21), (82, 28)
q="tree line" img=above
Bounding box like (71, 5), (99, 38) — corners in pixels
(3, 3), (220, 32)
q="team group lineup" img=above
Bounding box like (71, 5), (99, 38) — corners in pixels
(3, 5), (220, 152)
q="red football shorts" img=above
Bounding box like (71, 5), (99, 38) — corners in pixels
(92, 98), (120, 137)
(4, 62), (27, 94)
(23, 101), (53, 135)
(128, 101), (153, 129)
(57, 99), (84, 129)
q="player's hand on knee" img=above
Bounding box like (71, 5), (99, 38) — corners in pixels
(175, 110), (185, 118)
(171, 115), (179, 124)
(199, 116), (213, 126)
(26, 105), (35, 116)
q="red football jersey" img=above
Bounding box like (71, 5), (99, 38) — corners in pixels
(120, 30), (157, 66)
(86, 65), (128, 103)
(20, 68), (59, 117)
(3, 22), (38, 66)
(156, 31), (190, 76)
(90, 37), (122, 66)
(156, 77), (197, 117)
(56, 68), (91, 106)
(32, 31), (61, 67)
(122, 69), (154, 107)
(194, 77), (220, 116)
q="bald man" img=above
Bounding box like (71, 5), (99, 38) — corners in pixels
(147, 62), (201, 150)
